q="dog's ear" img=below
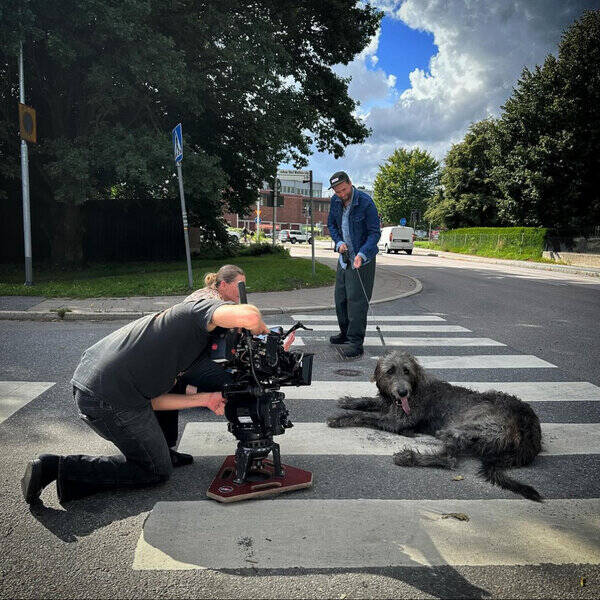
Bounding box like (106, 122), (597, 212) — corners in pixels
(371, 361), (380, 383)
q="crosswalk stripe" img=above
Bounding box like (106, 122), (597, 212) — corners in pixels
(133, 498), (600, 570)
(292, 315), (446, 322)
(176, 422), (600, 457)
(309, 324), (471, 332)
(296, 336), (505, 347)
(369, 354), (556, 368)
(282, 381), (600, 402)
(0, 381), (55, 424)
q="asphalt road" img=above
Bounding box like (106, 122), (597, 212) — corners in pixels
(1, 254), (599, 599)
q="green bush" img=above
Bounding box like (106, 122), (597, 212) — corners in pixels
(438, 227), (547, 260)
(238, 243), (290, 257)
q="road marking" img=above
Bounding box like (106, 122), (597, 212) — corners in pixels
(0, 381), (55, 424)
(309, 325), (471, 332)
(133, 498), (600, 570)
(292, 315), (446, 322)
(296, 337), (505, 347)
(452, 381), (600, 402)
(282, 381), (600, 402)
(369, 355), (556, 369)
(177, 422), (600, 457)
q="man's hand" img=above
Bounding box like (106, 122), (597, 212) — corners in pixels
(283, 330), (296, 351)
(249, 318), (270, 335)
(203, 391), (226, 416)
(338, 242), (348, 253)
(353, 255), (363, 269)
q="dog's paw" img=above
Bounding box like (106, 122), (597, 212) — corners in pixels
(393, 449), (417, 466)
(327, 414), (350, 428)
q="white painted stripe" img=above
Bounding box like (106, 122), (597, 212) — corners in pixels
(282, 381), (600, 402)
(449, 381), (600, 402)
(133, 498), (600, 570)
(177, 422), (600, 457)
(296, 337), (506, 347)
(369, 355), (556, 369)
(309, 325), (471, 332)
(0, 381), (55, 424)
(292, 315), (446, 322)
(290, 337), (304, 346)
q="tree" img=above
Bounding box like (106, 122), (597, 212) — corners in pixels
(373, 147), (439, 225)
(0, 0), (381, 265)
(425, 119), (503, 228)
(490, 9), (600, 231)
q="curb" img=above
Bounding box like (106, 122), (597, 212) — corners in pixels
(0, 276), (422, 321)
(413, 249), (600, 277)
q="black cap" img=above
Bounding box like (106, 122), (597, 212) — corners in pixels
(329, 171), (351, 189)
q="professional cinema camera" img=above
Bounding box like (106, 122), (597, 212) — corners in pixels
(209, 281), (313, 490)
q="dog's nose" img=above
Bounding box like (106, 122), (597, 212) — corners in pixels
(397, 387), (408, 398)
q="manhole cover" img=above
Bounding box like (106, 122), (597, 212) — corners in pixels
(334, 369), (362, 377)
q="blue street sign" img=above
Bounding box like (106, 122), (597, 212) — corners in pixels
(172, 123), (183, 164)
(400, 217), (407, 226)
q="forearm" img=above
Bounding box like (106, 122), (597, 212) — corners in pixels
(151, 392), (219, 411)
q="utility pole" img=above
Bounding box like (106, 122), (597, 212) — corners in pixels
(272, 173), (278, 246)
(19, 41), (33, 286)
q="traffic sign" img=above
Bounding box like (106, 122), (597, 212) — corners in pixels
(400, 218), (407, 226)
(172, 123), (183, 164)
(19, 103), (37, 144)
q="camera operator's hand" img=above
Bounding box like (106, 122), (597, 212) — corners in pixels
(338, 242), (348, 254)
(283, 331), (296, 351)
(203, 391), (226, 416)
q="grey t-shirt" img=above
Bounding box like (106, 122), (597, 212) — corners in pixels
(71, 298), (226, 408)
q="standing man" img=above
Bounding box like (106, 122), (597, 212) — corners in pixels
(327, 172), (380, 359)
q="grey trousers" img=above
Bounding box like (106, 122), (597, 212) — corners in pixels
(334, 257), (376, 347)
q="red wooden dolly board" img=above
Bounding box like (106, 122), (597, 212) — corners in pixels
(207, 455), (313, 503)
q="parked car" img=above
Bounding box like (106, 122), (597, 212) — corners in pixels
(279, 229), (312, 244)
(414, 229), (428, 240)
(377, 226), (414, 254)
(227, 229), (241, 241)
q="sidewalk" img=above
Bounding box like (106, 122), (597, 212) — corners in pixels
(0, 248), (420, 321)
(413, 248), (600, 277)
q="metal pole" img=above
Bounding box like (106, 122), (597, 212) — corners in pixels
(176, 162), (193, 289)
(309, 170), (315, 276)
(256, 198), (260, 242)
(272, 175), (277, 246)
(19, 41), (33, 286)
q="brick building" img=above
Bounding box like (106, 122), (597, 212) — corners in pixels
(222, 191), (332, 235)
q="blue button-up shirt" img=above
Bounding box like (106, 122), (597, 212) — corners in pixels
(336, 188), (368, 270)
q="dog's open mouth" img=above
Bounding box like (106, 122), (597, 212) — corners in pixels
(396, 396), (410, 415)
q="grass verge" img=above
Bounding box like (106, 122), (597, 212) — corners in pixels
(0, 254), (336, 298)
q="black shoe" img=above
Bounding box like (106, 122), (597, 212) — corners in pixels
(22, 453), (59, 504)
(170, 449), (193, 468)
(329, 333), (348, 345)
(336, 344), (364, 359)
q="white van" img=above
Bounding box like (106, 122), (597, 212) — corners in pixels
(378, 226), (414, 254)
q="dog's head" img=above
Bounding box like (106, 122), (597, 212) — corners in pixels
(371, 351), (424, 415)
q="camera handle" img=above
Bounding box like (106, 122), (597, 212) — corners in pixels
(238, 280), (248, 304)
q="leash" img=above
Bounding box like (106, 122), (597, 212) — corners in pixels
(342, 251), (386, 347)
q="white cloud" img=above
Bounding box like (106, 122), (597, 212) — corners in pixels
(310, 0), (599, 193)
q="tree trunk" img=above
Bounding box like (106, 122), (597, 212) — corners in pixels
(51, 202), (84, 267)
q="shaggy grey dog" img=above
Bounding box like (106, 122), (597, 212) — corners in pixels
(327, 351), (543, 501)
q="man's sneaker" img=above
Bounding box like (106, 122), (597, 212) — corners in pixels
(169, 449), (193, 467)
(329, 333), (348, 345)
(336, 344), (364, 359)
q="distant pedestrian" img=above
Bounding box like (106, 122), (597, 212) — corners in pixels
(326, 171), (380, 359)
(241, 227), (249, 243)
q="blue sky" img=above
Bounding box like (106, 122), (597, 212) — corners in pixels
(368, 16), (437, 95)
(297, 0), (600, 196)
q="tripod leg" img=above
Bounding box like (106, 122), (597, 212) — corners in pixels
(234, 445), (252, 484)
(271, 442), (285, 477)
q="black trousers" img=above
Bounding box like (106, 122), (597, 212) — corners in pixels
(58, 357), (232, 502)
(334, 257), (376, 347)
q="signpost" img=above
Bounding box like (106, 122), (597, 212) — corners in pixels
(172, 123), (193, 289)
(19, 42), (33, 286)
(400, 217), (407, 226)
(302, 170), (315, 276)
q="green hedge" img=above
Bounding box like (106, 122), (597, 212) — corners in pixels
(437, 227), (547, 260)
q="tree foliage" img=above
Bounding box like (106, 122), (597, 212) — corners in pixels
(0, 0), (381, 264)
(427, 9), (600, 232)
(373, 147), (439, 225)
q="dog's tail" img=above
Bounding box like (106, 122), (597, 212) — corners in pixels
(478, 460), (542, 502)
